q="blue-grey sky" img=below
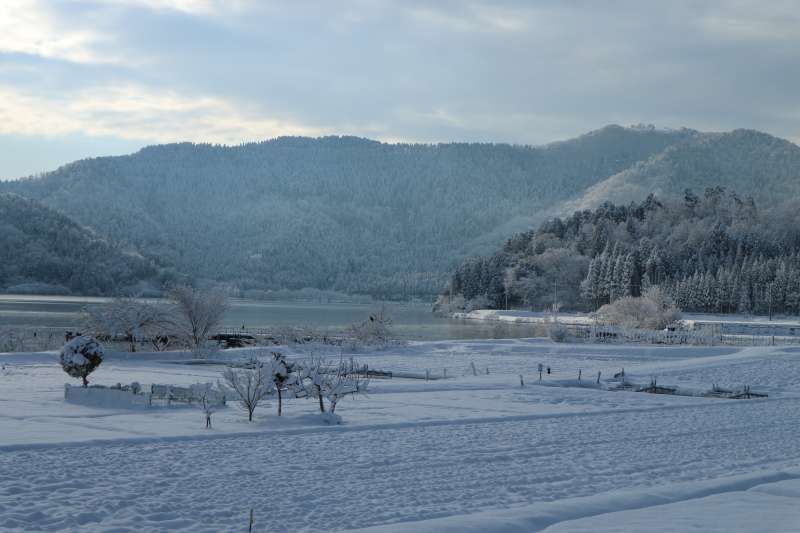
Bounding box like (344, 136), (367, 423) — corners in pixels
(0, 0), (798, 179)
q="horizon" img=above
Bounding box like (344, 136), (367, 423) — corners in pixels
(1, 1), (799, 179)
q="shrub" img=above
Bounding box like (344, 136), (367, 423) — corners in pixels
(597, 287), (681, 330)
(548, 323), (570, 342)
(60, 336), (104, 387)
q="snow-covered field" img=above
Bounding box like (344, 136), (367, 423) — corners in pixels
(2, 339), (800, 531)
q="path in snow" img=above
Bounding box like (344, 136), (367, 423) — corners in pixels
(1, 397), (799, 532)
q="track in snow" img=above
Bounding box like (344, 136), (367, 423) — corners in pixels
(1, 398), (798, 532)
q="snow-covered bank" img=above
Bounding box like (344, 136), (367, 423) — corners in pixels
(453, 309), (595, 326)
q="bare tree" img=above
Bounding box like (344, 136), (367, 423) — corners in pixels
(84, 297), (173, 352)
(222, 362), (274, 422)
(169, 286), (229, 351)
(347, 305), (393, 347)
(295, 357), (368, 414)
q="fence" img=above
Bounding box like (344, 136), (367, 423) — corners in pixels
(65, 383), (226, 409)
(560, 324), (800, 347)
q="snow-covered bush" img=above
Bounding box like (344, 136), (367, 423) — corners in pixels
(431, 294), (466, 316)
(347, 306), (393, 347)
(60, 336), (104, 387)
(596, 287), (681, 330)
(548, 323), (570, 342)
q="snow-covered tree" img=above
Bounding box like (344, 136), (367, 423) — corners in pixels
(266, 353), (296, 416)
(191, 382), (219, 428)
(222, 362), (274, 422)
(596, 287), (680, 330)
(347, 306), (393, 347)
(60, 336), (104, 387)
(84, 297), (173, 352)
(295, 358), (368, 415)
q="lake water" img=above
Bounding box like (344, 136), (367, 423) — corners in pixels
(0, 295), (540, 341)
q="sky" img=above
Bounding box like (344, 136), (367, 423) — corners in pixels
(0, 0), (798, 179)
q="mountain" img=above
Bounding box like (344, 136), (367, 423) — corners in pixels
(0, 126), (687, 297)
(438, 189), (800, 316)
(3, 125), (798, 298)
(0, 194), (158, 295)
(562, 129), (800, 212)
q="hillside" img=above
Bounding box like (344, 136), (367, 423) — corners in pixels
(1, 126), (687, 297)
(3, 125), (799, 298)
(0, 194), (159, 295)
(563, 129), (800, 212)
(438, 189), (800, 316)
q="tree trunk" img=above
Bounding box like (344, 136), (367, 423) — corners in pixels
(248, 408), (253, 422)
(277, 388), (282, 416)
(82, 375), (88, 387)
(316, 385), (325, 412)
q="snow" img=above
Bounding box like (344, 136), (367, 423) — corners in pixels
(2, 338), (800, 531)
(454, 309), (596, 326)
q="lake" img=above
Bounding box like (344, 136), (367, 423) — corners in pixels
(0, 295), (540, 341)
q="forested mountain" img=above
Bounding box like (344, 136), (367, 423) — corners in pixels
(440, 188), (800, 316)
(0, 126), (688, 297)
(3, 125), (799, 298)
(0, 194), (159, 295)
(564, 129), (800, 212)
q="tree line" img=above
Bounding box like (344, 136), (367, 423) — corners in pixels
(439, 188), (800, 316)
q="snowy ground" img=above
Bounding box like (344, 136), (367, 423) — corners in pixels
(2, 339), (800, 531)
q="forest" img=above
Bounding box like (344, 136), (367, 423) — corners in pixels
(0, 194), (160, 295)
(3, 125), (800, 298)
(440, 188), (800, 316)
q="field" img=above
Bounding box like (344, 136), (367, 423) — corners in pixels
(1, 339), (799, 531)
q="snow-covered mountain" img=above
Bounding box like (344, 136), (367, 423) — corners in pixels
(0, 193), (158, 295)
(2, 125), (798, 296)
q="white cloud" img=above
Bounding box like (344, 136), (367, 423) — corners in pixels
(406, 3), (529, 34)
(697, 1), (800, 43)
(0, 84), (325, 143)
(89, 0), (253, 15)
(0, 0), (116, 63)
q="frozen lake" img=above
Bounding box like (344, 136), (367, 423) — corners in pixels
(0, 294), (541, 341)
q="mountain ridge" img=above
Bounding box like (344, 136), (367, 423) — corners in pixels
(2, 125), (797, 297)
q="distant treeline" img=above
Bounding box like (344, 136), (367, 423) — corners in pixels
(0, 193), (159, 295)
(440, 188), (800, 315)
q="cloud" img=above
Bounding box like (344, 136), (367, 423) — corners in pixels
(88, 0), (253, 15)
(0, 0), (114, 64)
(405, 3), (530, 33)
(0, 84), (325, 144)
(1, 0), (799, 179)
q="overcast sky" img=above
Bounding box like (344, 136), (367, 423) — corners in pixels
(0, 0), (798, 179)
